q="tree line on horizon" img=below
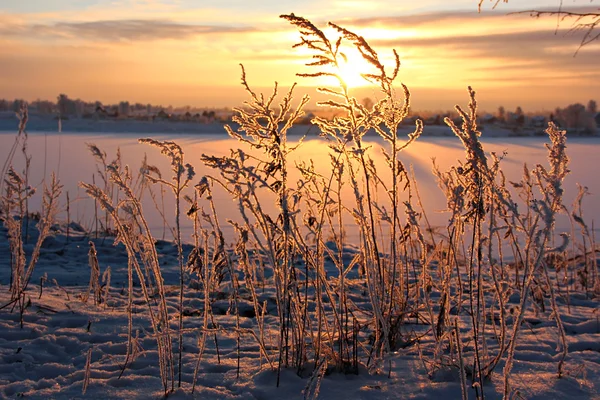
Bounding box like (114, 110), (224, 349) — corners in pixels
(0, 94), (229, 121)
(0, 94), (598, 133)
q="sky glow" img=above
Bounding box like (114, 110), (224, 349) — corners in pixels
(1, 0), (598, 112)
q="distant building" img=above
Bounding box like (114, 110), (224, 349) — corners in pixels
(480, 114), (497, 125)
(530, 115), (546, 128)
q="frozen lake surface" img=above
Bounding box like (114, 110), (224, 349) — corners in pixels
(1, 129), (598, 244)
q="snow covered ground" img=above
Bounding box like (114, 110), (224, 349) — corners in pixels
(1, 128), (600, 399)
(0, 223), (599, 399)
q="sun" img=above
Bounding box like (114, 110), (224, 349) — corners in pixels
(336, 54), (372, 89)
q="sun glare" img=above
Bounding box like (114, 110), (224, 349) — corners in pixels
(335, 52), (373, 89)
(337, 60), (368, 88)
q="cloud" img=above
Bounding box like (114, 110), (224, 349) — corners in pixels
(323, 11), (600, 86)
(342, 6), (600, 29)
(0, 18), (256, 42)
(57, 20), (255, 41)
(375, 29), (600, 73)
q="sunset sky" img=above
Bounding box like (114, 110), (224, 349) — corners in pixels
(1, 0), (599, 112)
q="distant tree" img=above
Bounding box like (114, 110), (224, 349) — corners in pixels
(509, 105), (525, 128)
(57, 94), (67, 115)
(563, 103), (586, 127)
(74, 99), (85, 118)
(497, 105), (505, 122)
(33, 99), (55, 114)
(12, 99), (25, 113)
(0, 99), (8, 112)
(587, 99), (597, 114)
(515, 106), (523, 116)
(558, 103), (596, 133)
(361, 97), (374, 109)
(57, 94), (76, 117)
(201, 110), (216, 119)
(109, 105), (119, 118)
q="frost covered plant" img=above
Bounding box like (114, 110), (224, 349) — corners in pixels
(82, 347), (92, 395)
(80, 159), (175, 395)
(1, 167), (61, 328)
(433, 92), (575, 398)
(87, 143), (122, 236)
(139, 138), (195, 387)
(281, 13), (423, 366)
(2, 167), (33, 300)
(0, 103), (28, 198)
(500, 122), (571, 396)
(198, 14), (425, 383)
(82, 241), (101, 305)
(440, 88), (489, 395)
(137, 154), (169, 240)
(102, 266), (111, 308)
(201, 65), (309, 383)
(571, 184), (598, 294)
